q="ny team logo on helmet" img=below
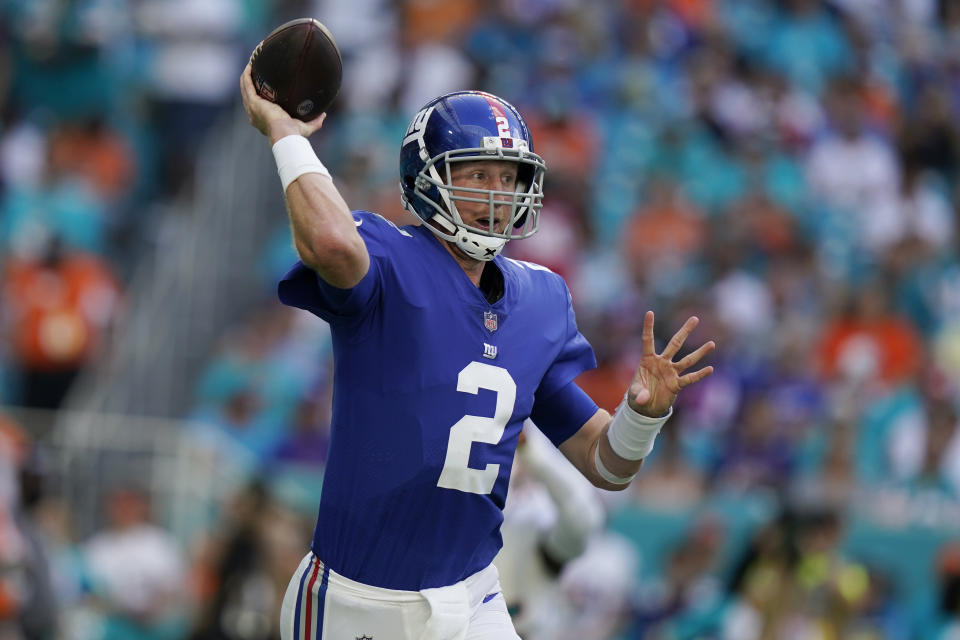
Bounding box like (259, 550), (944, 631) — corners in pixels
(399, 91), (547, 261)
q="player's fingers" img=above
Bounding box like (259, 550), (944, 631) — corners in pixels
(661, 316), (699, 360)
(641, 310), (655, 357)
(240, 63), (257, 103)
(301, 112), (327, 136)
(678, 365), (714, 388)
(673, 340), (716, 371)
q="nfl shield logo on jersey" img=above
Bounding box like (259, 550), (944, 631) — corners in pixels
(356, 636), (373, 640)
(483, 311), (498, 332)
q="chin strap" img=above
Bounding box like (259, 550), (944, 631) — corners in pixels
(456, 229), (506, 261)
(429, 215), (506, 261)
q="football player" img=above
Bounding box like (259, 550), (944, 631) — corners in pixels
(494, 422), (605, 637)
(240, 62), (716, 640)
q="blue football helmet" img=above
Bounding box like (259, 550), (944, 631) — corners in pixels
(400, 91), (546, 261)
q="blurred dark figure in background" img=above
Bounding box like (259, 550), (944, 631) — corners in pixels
(0, 413), (56, 640)
(189, 482), (307, 640)
(936, 543), (960, 638)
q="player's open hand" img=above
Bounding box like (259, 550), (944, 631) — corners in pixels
(240, 60), (326, 143)
(627, 311), (715, 417)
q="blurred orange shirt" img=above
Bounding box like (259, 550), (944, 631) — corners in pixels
(402, 0), (479, 44)
(3, 254), (120, 370)
(49, 125), (135, 200)
(526, 113), (600, 178)
(818, 318), (923, 385)
(621, 203), (706, 270)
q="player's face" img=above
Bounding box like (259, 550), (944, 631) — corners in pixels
(448, 160), (519, 234)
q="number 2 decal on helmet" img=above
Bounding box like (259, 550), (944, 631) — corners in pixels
(495, 116), (511, 138)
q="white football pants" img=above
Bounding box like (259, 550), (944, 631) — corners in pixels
(279, 551), (521, 640)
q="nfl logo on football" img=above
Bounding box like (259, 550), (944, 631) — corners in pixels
(483, 311), (498, 332)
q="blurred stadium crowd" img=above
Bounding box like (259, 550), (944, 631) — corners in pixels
(2, 0), (960, 638)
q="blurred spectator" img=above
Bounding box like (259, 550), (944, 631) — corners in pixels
(792, 417), (859, 510)
(936, 544), (960, 639)
(0, 414), (56, 640)
(711, 393), (797, 491)
(505, 173), (588, 281)
(400, 0), (479, 45)
(626, 518), (726, 639)
(895, 83), (960, 185)
(82, 488), (188, 640)
(0, 234), (121, 408)
(395, 0), (479, 113)
(534, 530), (639, 640)
(721, 506), (882, 639)
(27, 494), (87, 637)
(188, 483), (307, 640)
(806, 76), (900, 255)
(1, 128), (110, 256)
(629, 425), (706, 511)
(0, 113), (45, 193)
(1, 0), (132, 119)
(889, 396), (960, 501)
(817, 277), (924, 389)
(187, 379), (277, 481)
(525, 102), (601, 185)
(621, 175), (707, 297)
(868, 157), (955, 257)
(135, 0), (246, 195)
(495, 424), (605, 639)
(575, 304), (643, 415)
(763, 0), (853, 95)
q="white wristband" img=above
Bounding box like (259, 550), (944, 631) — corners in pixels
(606, 397), (672, 461)
(594, 445), (635, 485)
(272, 135), (331, 192)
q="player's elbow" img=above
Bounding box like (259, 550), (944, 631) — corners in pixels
(591, 469), (643, 491)
(594, 478), (631, 491)
(295, 232), (369, 289)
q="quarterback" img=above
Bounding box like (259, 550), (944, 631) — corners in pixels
(240, 61), (715, 640)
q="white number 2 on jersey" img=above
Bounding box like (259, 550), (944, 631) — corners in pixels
(437, 362), (517, 495)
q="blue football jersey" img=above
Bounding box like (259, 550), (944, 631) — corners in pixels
(278, 211), (596, 591)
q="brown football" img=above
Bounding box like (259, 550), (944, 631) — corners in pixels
(250, 18), (342, 121)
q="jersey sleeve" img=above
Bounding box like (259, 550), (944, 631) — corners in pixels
(277, 211), (391, 323)
(530, 381), (599, 447)
(531, 280), (598, 445)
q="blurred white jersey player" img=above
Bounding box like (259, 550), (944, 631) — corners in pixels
(496, 422), (636, 639)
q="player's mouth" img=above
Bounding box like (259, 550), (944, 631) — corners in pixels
(470, 220), (504, 233)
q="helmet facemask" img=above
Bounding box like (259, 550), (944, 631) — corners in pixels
(413, 144), (546, 261)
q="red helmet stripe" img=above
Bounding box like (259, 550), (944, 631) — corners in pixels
(478, 92), (508, 121)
